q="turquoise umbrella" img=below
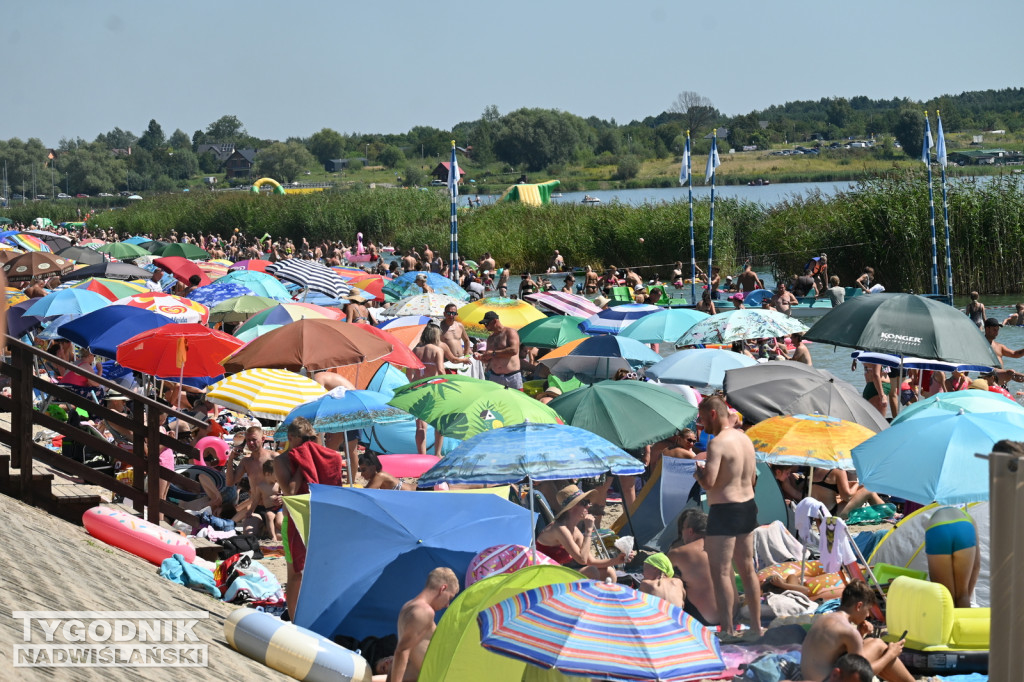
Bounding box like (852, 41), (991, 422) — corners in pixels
(646, 348), (758, 389)
(218, 269), (291, 299)
(274, 387), (413, 439)
(676, 309), (808, 346)
(891, 389), (1024, 425)
(25, 288), (110, 318)
(618, 308), (709, 344)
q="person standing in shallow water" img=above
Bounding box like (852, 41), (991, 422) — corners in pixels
(965, 291), (985, 329)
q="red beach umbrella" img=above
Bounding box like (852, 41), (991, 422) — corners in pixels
(117, 323), (244, 378)
(154, 256), (213, 287)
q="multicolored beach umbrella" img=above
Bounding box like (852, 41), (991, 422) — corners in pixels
(579, 303), (662, 335)
(478, 580), (724, 682)
(457, 298), (546, 338)
(746, 413), (875, 469)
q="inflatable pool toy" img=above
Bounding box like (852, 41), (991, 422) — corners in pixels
(465, 544), (559, 587)
(195, 436), (230, 466)
(377, 454), (440, 478)
(757, 560), (845, 601)
(343, 232), (377, 263)
(168, 464), (227, 503)
(83, 506), (196, 565)
(224, 608), (371, 682)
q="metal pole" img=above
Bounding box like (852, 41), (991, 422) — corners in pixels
(937, 112), (954, 302)
(687, 131), (696, 306)
(925, 112), (939, 296)
(708, 131), (717, 295)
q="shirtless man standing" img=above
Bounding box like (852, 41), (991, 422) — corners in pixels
(386, 567), (460, 682)
(474, 311), (522, 389)
(480, 252), (496, 273)
(439, 303), (472, 367)
(737, 262), (760, 293)
(638, 553), (684, 608)
(799, 581), (912, 682)
(667, 509), (719, 627)
(693, 395), (761, 641)
(984, 317), (1024, 368)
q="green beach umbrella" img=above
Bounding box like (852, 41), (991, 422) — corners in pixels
(96, 241), (150, 260)
(518, 315), (587, 349)
(209, 295), (280, 324)
(158, 242), (210, 260)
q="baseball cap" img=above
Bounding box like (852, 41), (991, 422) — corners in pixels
(984, 317), (1003, 328)
(479, 311), (500, 324)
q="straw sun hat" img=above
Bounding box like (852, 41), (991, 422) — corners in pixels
(555, 484), (596, 518)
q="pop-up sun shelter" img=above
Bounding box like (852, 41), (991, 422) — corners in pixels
(497, 180), (561, 206)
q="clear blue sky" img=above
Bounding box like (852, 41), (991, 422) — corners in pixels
(7, 0), (1021, 146)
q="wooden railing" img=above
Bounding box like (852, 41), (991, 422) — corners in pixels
(0, 336), (207, 526)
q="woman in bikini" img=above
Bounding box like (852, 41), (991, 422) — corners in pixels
(408, 325), (451, 455)
(357, 452), (414, 491)
(811, 468), (884, 517)
(535, 484), (633, 581)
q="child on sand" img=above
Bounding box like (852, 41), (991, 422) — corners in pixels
(250, 459), (284, 541)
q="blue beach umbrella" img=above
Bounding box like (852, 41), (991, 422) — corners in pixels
(295, 485), (534, 640)
(122, 236), (151, 245)
(539, 335), (662, 383)
(891, 389), (1024, 426)
(37, 314), (82, 341)
(618, 308), (709, 344)
(274, 387), (414, 439)
(187, 281), (255, 308)
(383, 271), (470, 301)
(377, 315), (432, 330)
(59, 306), (175, 358)
(7, 300), (46, 338)
(579, 303), (661, 335)
(646, 348), (758, 390)
(218, 270), (291, 300)
(25, 288), (111, 318)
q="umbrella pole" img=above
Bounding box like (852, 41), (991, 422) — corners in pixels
(344, 437), (353, 486)
(529, 477), (537, 563)
(616, 475), (637, 538)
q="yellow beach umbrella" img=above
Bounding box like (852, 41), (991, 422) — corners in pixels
(746, 413), (876, 469)
(457, 297), (546, 338)
(6, 287), (28, 305)
(206, 368), (327, 420)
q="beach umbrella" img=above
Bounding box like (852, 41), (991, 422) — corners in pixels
(852, 411), (1024, 505)
(233, 323), (282, 342)
(387, 293), (465, 318)
(388, 375), (563, 441)
(56, 246), (106, 265)
(206, 368), (327, 420)
(0, 251), (23, 267)
(418, 421), (644, 488)
(3, 252), (73, 282)
(294, 485), (534, 640)
(153, 256), (213, 287)
(235, 302), (340, 332)
(478, 580), (724, 682)
(517, 315), (588, 349)
(156, 242), (210, 260)
(217, 269), (291, 299)
(466, 545), (561, 588)
(96, 242), (150, 260)
(137, 240), (168, 254)
(646, 348), (758, 390)
(457, 297), (546, 338)
(186, 281), (255, 308)
(1, 233), (51, 252)
(22, 230), (72, 252)
(805, 292), (999, 366)
(0, 217), (12, 225)
(274, 386), (413, 438)
(383, 271), (470, 301)
(7, 300), (47, 337)
(68, 277), (147, 301)
(228, 259), (273, 272)
(112, 292), (210, 324)
(525, 291), (602, 318)
(547, 380), (698, 450)
(723, 362), (889, 432)
(348, 274), (389, 301)
(851, 351), (993, 374)
(618, 308), (709, 344)
(24, 288), (110, 318)
(207, 295), (280, 324)
(59, 306), (175, 358)
(36, 314), (81, 341)
(197, 262), (229, 281)
(117, 324), (244, 379)
(122, 236), (151, 245)
(538, 335), (662, 383)
(747, 414), (876, 469)
(675, 309), (808, 346)
(350, 323), (424, 370)
(579, 303), (662, 335)
(331, 265), (372, 279)
(222, 318), (392, 373)
(891, 389), (1024, 425)
(377, 315), (432, 329)
(62, 261), (152, 281)
(5, 287), (28, 305)
(265, 259), (351, 298)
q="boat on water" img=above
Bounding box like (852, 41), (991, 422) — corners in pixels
(581, 195), (601, 204)
(747, 178), (771, 186)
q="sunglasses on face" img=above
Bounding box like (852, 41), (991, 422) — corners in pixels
(445, 311), (457, 316)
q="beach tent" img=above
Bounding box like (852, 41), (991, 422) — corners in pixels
(420, 565), (582, 682)
(868, 501), (990, 607)
(497, 180), (561, 206)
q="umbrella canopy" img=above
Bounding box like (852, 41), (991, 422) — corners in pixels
(1, 233), (51, 252)
(466, 545), (560, 588)
(517, 315), (588, 349)
(387, 293), (466, 318)
(348, 274), (389, 302)
(69, 277), (147, 301)
(851, 351), (993, 374)
(23, 230), (72, 252)
(137, 240), (169, 254)
(350, 322), (425, 370)
(96, 242), (150, 260)
(228, 259), (273, 272)
(458, 298), (546, 338)
(478, 580), (724, 682)
(579, 303), (662, 335)
(295, 485), (534, 640)
(5, 287), (28, 305)
(3, 252), (73, 282)
(723, 362), (889, 432)
(62, 261), (152, 281)
(121, 236), (151, 245)
(112, 292), (210, 324)
(377, 315), (433, 329)
(273, 386), (413, 439)
(548, 380), (698, 449)
(222, 318), (392, 373)
(675, 309), (808, 346)
(206, 368), (327, 420)
(37, 314), (80, 341)
(153, 256), (213, 287)
(852, 411), (1024, 504)
(207, 295), (281, 324)
(7, 299), (46, 337)
(59, 306), (175, 358)
(892, 389), (1024, 426)
(539, 335), (662, 383)
(156, 242), (210, 260)
(646, 348), (758, 389)
(417, 421), (644, 487)
(232, 323), (282, 343)
(186, 281), (255, 308)
(234, 302), (339, 337)
(24, 288), (110, 318)
(384, 271), (470, 301)
(388, 375), (563, 441)
(805, 293), (999, 366)
(265, 259), (351, 298)
(217, 269), (291, 299)
(56, 246), (106, 265)
(746, 414), (876, 469)
(197, 262), (229, 281)
(117, 324), (244, 378)
(525, 291), (602, 318)
(0, 251), (24, 266)
(618, 308), (709, 344)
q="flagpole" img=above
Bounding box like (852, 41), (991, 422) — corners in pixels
(707, 129), (719, 294)
(683, 130), (696, 306)
(936, 110), (954, 302)
(448, 140), (459, 282)
(923, 111), (939, 296)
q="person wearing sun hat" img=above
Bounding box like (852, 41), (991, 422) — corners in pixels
(639, 552), (684, 608)
(344, 291), (370, 323)
(534, 483), (635, 581)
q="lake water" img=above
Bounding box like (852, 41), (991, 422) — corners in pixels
(553, 181), (853, 207)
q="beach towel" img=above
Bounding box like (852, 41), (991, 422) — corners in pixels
(221, 559), (283, 603)
(288, 441), (344, 495)
(752, 520), (805, 570)
(794, 498), (831, 542)
(819, 517), (857, 573)
(159, 553), (220, 597)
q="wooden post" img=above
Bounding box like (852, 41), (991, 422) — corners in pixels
(12, 343), (35, 502)
(987, 440), (1024, 681)
(131, 398), (147, 515)
(146, 403), (161, 525)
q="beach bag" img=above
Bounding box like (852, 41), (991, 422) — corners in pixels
(737, 652), (801, 682)
(217, 534), (263, 560)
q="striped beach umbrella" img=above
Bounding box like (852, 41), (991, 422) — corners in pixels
(69, 277), (147, 301)
(478, 580), (724, 682)
(1, 233), (52, 252)
(525, 291), (601, 318)
(206, 368), (327, 420)
(266, 259), (352, 299)
(579, 303), (662, 335)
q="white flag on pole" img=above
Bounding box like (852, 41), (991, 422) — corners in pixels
(704, 134), (720, 185)
(679, 134), (690, 185)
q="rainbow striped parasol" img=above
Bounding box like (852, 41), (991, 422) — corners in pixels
(478, 579), (724, 681)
